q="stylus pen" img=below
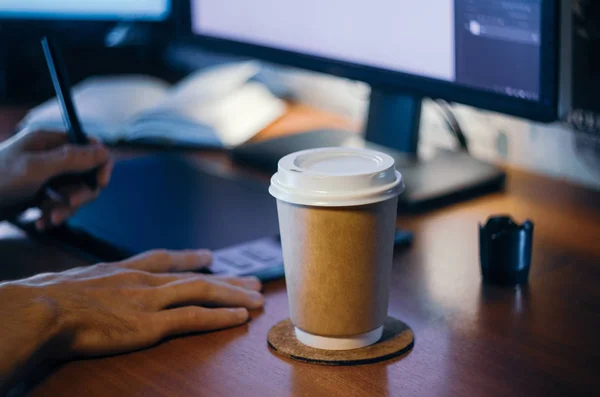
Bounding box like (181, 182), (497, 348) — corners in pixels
(41, 36), (98, 190)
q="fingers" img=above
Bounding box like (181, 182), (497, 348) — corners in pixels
(29, 142), (110, 182)
(153, 307), (249, 337)
(14, 129), (69, 151)
(33, 147), (112, 230)
(46, 182), (99, 208)
(97, 157), (114, 188)
(154, 278), (264, 310)
(36, 208), (74, 230)
(116, 250), (216, 276)
(47, 204), (76, 227)
(156, 273), (262, 292)
(36, 196), (64, 230)
(117, 250), (213, 273)
(35, 184), (100, 229)
(70, 308), (249, 357)
(205, 275), (262, 292)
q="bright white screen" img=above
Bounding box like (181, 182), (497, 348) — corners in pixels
(192, 0), (455, 81)
(0, 0), (170, 20)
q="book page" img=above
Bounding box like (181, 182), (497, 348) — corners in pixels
(152, 61), (262, 113)
(21, 75), (170, 142)
(132, 82), (286, 147)
(129, 61), (285, 147)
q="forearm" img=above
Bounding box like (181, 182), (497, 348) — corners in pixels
(0, 284), (63, 393)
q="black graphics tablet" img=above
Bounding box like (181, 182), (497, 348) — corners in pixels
(28, 154), (411, 282)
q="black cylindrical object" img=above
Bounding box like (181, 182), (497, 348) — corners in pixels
(479, 216), (534, 286)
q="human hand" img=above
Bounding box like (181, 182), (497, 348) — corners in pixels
(0, 128), (113, 228)
(0, 249), (263, 388)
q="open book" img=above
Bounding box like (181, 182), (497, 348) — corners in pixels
(20, 62), (286, 148)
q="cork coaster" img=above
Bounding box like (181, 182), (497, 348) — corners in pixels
(267, 317), (414, 366)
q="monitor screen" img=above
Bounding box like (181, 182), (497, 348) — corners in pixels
(0, 0), (170, 21)
(192, 0), (543, 102)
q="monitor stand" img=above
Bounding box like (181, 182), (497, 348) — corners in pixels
(231, 89), (506, 212)
(363, 89), (506, 211)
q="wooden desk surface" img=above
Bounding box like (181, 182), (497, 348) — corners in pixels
(1, 107), (600, 397)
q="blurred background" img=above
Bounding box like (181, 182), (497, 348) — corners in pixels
(0, 0), (598, 189)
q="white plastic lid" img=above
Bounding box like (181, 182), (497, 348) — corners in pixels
(269, 147), (404, 207)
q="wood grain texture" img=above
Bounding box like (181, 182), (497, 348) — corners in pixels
(1, 107), (600, 396)
(253, 103), (359, 142)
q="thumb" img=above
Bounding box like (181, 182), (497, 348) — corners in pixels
(31, 143), (110, 181)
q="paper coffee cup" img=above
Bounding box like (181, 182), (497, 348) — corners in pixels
(269, 148), (404, 350)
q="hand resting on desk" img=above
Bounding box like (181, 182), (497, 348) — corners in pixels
(0, 128), (265, 392)
(0, 128), (113, 228)
(0, 249), (264, 392)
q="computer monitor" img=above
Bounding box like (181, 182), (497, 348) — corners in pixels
(186, 0), (570, 123)
(0, 0), (170, 21)
(182, 0), (572, 209)
(0, 1), (172, 104)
